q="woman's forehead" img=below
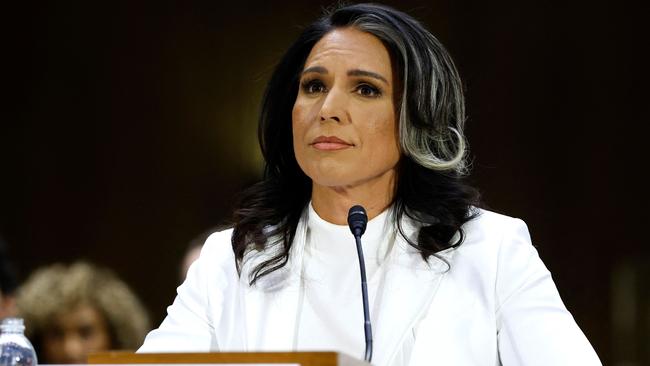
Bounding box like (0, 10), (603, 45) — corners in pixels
(304, 27), (392, 76)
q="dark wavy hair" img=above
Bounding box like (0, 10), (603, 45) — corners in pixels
(232, 3), (480, 285)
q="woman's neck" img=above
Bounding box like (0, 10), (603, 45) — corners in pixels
(311, 172), (396, 225)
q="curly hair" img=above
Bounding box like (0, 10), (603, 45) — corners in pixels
(232, 3), (480, 285)
(15, 262), (150, 353)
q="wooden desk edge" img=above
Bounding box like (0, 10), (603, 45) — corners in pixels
(89, 351), (369, 366)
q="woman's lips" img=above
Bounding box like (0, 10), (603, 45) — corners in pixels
(311, 136), (354, 151)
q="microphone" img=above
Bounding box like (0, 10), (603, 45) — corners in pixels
(347, 205), (372, 363)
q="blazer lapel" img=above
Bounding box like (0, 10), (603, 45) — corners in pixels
(241, 212), (309, 351)
(371, 225), (455, 366)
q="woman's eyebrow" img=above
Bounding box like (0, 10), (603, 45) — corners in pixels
(301, 67), (389, 85)
(348, 69), (389, 85)
(302, 66), (328, 75)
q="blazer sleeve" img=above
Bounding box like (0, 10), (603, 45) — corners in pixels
(495, 218), (602, 365)
(137, 231), (234, 353)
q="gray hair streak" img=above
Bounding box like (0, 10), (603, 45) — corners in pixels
(352, 14), (469, 174)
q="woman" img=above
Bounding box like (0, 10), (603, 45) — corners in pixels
(16, 262), (150, 364)
(139, 3), (601, 365)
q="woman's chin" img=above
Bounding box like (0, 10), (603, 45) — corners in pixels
(310, 175), (355, 189)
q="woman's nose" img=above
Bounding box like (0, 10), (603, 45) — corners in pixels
(318, 87), (347, 123)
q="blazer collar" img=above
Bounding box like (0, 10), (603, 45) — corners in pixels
(370, 219), (454, 365)
(240, 209), (309, 351)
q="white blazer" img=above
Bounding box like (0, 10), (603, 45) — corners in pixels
(138, 209), (601, 365)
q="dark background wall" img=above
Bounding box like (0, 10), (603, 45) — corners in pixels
(2, 1), (647, 364)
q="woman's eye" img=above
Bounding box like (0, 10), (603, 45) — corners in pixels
(301, 80), (326, 94)
(356, 83), (381, 98)
(78, 325), (95, 340)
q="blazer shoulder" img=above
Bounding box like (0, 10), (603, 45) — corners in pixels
(470, 207), (526, 227)
(199, 228), (237, 268)
(462, 208), (530, 245)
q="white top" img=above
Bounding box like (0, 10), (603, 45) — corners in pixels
(294, 203), (395, 359)
(138, 207), (602, 366)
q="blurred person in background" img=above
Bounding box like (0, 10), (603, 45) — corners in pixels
(16, 261), (150, 364)
(0, 236), (18, 319)
(179, 233), (206, 284)
(179, 226), (224, 283)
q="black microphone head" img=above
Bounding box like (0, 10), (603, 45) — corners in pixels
(347, 205), (368, 237)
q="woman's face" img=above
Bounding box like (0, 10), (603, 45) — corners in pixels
(292, 27), (400, 190)
(41, 303), (112, 364)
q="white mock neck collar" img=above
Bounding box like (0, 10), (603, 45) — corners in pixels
(306, 201), (393, 255)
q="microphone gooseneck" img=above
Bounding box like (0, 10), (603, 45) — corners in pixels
(347, 205), (372, 363)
